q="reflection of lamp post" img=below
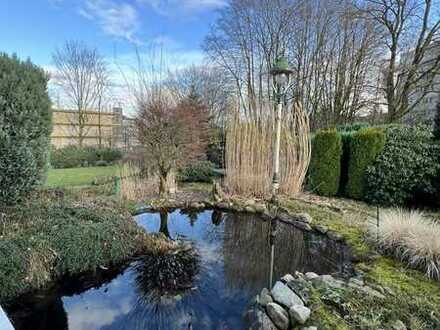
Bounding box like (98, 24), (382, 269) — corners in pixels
(270, 57), (293, 200)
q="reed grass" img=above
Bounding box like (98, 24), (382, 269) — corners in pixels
(118, 163), (177, 201)
(224, 101), (310, 198)
(369, 208), (440, 280)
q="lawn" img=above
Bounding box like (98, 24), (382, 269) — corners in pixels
(45, 165), (119, 188)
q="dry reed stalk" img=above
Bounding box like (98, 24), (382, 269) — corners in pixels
(224, 101), (311, 198)
(119, 163), (177, 201)
(119, 163), (157, 200)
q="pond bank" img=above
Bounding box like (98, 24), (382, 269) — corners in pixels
(0, 192), (174, 304)
(137, 188), (440, 329)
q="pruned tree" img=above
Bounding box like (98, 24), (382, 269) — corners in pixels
(360, 0), (440, 122)
(136, 96), (186, 196)
(52, 41), (109, 146)
(130, 48), (211, 196)
(176, 87), (211, 161)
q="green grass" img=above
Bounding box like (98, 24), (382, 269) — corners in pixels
(45, 165), (118, 188)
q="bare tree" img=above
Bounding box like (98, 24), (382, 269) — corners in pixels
(204, 0), (297, 116)
(127, 48), (211, 196)
(136, 96), (186, 196)
(95, 66), (111, 148)
(52, 41), (109, 146)
(166, 65), (232, 127)
(204, 0), (382, 129)
(360, 0), (440, 122)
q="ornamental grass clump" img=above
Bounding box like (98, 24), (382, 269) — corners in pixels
(370, 209), (440, 280)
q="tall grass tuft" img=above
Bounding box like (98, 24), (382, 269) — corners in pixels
(370, 208), (440, 280)
(119, 163), (176, 201)
(224, 101), (311, 198)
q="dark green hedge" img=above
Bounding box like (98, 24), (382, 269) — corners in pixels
(346, 127), (385, 200)
(178, 160), (219, 183)
(51, 145), (123, 168)
(365, 125), (439, 206)
(309, 129), (342, 196)
(0, 53), (52, 204)
(339, 131), (355, 195)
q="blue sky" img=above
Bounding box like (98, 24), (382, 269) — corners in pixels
(0, 0), (226, 68)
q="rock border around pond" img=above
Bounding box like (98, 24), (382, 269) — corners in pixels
(244, 271), (391, 330)
(135, 197), (354, 258)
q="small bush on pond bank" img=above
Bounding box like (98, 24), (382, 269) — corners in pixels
(308, 130), (342, 196)
(0, 53), (52, 205)
(0, 192), (172, 303)
(369, 208), (440, 280)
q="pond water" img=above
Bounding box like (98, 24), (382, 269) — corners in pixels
(5, 209), (352, 330)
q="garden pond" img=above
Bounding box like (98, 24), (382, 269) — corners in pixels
(5, 209), (352, 330)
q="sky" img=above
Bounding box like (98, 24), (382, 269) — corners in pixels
(0, 0), (226, 111)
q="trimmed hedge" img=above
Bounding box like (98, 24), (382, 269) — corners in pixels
(51, 145), (123, 168)
(365, 125), (439, 206)
(309, 129), (342, 196)
(178, 160), (218, 183)
(339, 131), (355, 195)
(0, 54), (52, 204)
(346, 127), (385, 200)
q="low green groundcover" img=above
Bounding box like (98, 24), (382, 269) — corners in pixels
(0, 192), (161, 303)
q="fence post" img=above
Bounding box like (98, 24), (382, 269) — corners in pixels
(376, 205), (380, 240)
(114, 176), (121, 197)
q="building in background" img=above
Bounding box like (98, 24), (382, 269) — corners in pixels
(405, 41), (440, 124)
(51, 107), (138, 149)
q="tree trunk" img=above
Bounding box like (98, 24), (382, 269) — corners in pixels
(159, 174), (168, 197)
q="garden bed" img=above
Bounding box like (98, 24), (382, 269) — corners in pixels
(0, 191), (173, 304)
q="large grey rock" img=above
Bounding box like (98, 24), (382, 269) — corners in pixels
(276, 212), (292, 223)
(254, 203), (267, 213)
(314, 225), (328, 234)
(244, 307), (278, 330)
(327, 230), (344, 242)
(271, 281), (304, 308)
(294, 213), (312, 224)
(311, 275), (345, 289)
(301, 327), (318, 330)
(281, 274), (295, 283)
(292, 221), (312, 231)
(348, 277), (364, 287)
(286, 278), (311, 304)
(391, 320), (407, 330)
(289, 305), (311, 325)
(266, 303), (289, 330)
(259, 288), (273, 307)
(305, 272), (319, 281)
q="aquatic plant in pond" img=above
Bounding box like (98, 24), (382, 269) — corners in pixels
(5, 209), (352, 330)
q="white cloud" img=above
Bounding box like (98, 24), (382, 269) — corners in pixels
(138, 0), (227, 16)
(79, 0), (142, 44)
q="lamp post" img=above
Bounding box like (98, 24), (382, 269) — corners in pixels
(270, 57), (293, 200)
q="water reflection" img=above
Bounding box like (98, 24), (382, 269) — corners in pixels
(158, 211), (171, 238)
(5, 210), (352, 330)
